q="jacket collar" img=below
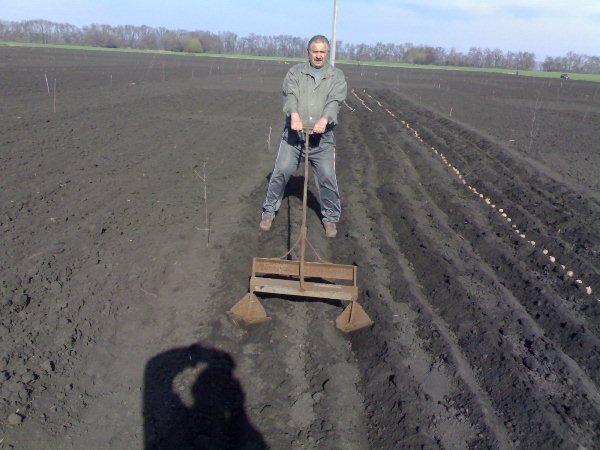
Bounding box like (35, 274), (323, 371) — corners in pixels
(301, 61), (334, 77)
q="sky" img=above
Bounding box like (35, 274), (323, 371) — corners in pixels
(1, 0), (599, 59)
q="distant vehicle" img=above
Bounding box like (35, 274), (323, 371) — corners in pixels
(560, 73), (570, 79)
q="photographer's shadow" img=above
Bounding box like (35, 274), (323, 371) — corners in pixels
(143, 344), (267, 450)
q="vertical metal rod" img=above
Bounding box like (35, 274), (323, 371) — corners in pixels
(331, 0), (339, 66)
(299, 129), (311, 289)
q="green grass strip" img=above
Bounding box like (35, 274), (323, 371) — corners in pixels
(2, 41), (599, 82)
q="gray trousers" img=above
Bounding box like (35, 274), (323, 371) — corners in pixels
(262, 128), (341, 223)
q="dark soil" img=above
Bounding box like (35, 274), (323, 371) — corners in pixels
(1, 47), (599, 449)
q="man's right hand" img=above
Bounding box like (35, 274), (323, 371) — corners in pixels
(290, 112), (303, 131)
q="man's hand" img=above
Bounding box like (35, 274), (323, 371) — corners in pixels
(313, 117), (328, 134)
(290, 112), (303, 131)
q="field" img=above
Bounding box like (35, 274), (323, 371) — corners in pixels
(1, 46), (599, 449)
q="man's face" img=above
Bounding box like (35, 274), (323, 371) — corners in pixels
(308, 41), (329, 68)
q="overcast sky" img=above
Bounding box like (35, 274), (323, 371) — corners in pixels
(1, 0), (599, 59)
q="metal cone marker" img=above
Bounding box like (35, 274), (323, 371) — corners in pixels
(227, 293), (271, 325)
(335, 301), (374, 333)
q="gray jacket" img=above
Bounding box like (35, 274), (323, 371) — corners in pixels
(282, 61), (347, 128)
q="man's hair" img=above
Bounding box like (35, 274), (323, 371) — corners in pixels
(307, 35), (330, 51)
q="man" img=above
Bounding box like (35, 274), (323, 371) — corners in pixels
(259, 35), (347, 238)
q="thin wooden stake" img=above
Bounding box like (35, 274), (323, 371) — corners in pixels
(194, 163), (210, 246)
(267, 126), (272, 151)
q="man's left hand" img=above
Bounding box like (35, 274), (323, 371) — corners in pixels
(313, 117), (328, 134)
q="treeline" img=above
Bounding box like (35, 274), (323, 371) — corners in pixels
(541, 53), (600, 73)
(1, 19), (599, 73)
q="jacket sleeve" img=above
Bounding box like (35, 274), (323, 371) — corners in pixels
(322, 69), (347, 125)
(282, 68), (299, 116)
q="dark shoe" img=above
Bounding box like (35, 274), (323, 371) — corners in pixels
(324, 222), (337, 238)
(259, 215), (273, 231)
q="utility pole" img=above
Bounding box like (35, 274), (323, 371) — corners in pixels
(331, 0), (339, 66)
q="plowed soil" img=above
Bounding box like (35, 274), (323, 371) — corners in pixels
(1, 47), (599, 449)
